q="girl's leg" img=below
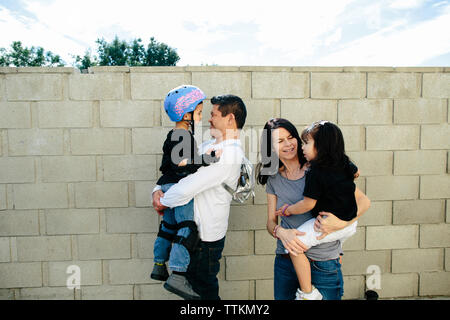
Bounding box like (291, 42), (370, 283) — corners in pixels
(289, 253), (312, 293)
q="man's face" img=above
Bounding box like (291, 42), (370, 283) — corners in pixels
(208, 104), (228, 139)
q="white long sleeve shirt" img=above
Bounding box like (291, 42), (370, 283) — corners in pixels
(157, 138), (244, 242)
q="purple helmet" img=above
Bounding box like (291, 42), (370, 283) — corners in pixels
(164, 85), (206, 122)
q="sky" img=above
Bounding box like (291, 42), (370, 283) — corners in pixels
(0, 0), (449, 67)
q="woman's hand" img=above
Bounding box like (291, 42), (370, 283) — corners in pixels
(314, 211), (348, 240)
(277, 227), (309, 256)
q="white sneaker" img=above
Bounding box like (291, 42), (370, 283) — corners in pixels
(295, 286), (323, 300)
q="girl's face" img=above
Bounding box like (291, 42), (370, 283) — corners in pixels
(272, 128), (298, 161)
(301, 134), (317, 162)
(192, 102), (203, 123)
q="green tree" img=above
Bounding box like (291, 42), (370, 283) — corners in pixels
(73, 49), (99, 71)
(0, 41), (64, 67)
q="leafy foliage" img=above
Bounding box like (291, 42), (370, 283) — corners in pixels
(0, 41), (65, 67)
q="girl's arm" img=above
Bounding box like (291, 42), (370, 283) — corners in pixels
(315, 187), (371, 240)
(266, 193), (308, 256)
(274, 196), (317, 217)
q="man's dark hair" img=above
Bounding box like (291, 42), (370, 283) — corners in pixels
(210, 94), (247, 129)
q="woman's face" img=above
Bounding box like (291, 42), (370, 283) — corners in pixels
(272, 127), (298, 161)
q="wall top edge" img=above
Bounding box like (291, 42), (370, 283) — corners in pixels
(1, 66), (449, 75)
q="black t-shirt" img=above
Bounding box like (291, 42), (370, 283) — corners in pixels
(157, 129), (219, 185)
(303, 162), (358, 221)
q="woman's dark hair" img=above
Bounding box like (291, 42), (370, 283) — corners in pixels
(301, 120), (354, 177)
(256, 118), (307, 185)
(211, 95), (247, 129)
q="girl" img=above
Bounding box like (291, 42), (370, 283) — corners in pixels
(274, 120), (366, 300)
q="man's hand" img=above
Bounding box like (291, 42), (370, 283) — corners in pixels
(152, 190), (167, 215)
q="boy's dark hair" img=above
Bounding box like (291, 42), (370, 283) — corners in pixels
(256, 118), (307, 185)
(211, 95), (247, 129)
(301, 120), (354, 177)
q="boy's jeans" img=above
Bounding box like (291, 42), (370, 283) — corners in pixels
(153, 183), (194, 273)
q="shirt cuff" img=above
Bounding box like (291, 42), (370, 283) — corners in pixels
(152, 184), (162, 194)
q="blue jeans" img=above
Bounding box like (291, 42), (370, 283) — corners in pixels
(186, 237), (225, 300)
(153, 183), (194, 273)
(274, 254), (344, 300)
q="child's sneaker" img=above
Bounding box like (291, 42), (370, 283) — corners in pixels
(295, 286), (323, 300)
(164, 273), (200, 300)
(150, 263), (169, 281)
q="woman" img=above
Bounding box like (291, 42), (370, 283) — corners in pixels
(256, 118), (370, 300)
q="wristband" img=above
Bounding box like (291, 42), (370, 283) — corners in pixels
(281, 204), (290, 216)
(273, 225), (280, 239)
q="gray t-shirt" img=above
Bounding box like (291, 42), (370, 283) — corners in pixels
(266, 171), (343, 261)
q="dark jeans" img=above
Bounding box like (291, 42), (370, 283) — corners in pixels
(274, 254), (344, 300)
(186, 236), (225, 300)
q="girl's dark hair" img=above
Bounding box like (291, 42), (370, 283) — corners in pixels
(256, 118), (307, 185)
(301, 120), (354, 177)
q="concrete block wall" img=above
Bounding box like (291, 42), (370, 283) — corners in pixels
(0, 66), (449, 300)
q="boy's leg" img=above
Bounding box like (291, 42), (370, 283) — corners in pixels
(289, 252), (312, 293)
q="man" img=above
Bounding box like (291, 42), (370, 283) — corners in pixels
(152, 94), (247, 300)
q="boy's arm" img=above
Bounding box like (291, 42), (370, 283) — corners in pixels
(274, 197), (317, 216)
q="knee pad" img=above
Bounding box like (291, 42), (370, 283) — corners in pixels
(173, 221), (200, 253)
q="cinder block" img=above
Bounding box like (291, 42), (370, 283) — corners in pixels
(0, 184), (6, 210)
(311, 73), (366, 99)
(16, 236), (72, 261)
(420, 175), (450, 199)
(106, 208), (158, 233)
(223, 231), (254, 256)
(342, 227), (365, 251)
(394, 151), (446, 175)
(37, 101), (93, 128)
(77, 234), (131, 260)
(130, 73), (189, 100)
(221, 280), (253, 300)
(135, 181), (156, 207)
(0, 75), (4, 100)
(138, 284), (181, 300)
(0, 157), (35, 183)
(339, 99), (392, 125)
(74, 182), (128, 208)
(393, 200), (444, 224)
(0, 102), (31, 128)
(253, 72), (308, 98)
(41, 156), (96, 182)
(132, 127), (171, 155)
(226, 255), (274, 280)
(45, 209), (99, 235)
(6, 74), (63, 101)
(254, 230), (276, 255)
(229, 205), (267, 231)
(13, 183), (68, 209)
(108, 259), (155, 285)
(419, 272), (450, 296)
(377, 273), (418, 298)
(421, 124), (450, 149)
(341, 250), (391, 276)
(342, 276), (365, 300)
(103, 155), (157, 181)
(0, 237), (10, 262)
(366, 176), (419, 201)
(48, 260), (102, 287)
(192, 72), (251, 99)
(0, 210), (39, 236)
(392, 248), (443, 273)
(8, 129), (64, 156)
(255, 279), (273, 300)
(135, 233), (156, 259)
(69, 74), (123, 100)
(394, 99), (447, 124)
(423, 73), (450, 98)
(70, 129), (125, 155)
(100, 101), (157, 128)
(81, 285), (134, 300)
(245, 100), (280, 125)
(366, 225), (418, 250)
(18, 287), (74, 300)
(339, 126), (365, 151)
(420, 223), (450, 248)
(446, 248), (450, 271)
(0, 262), (42, 288)
(368, 73), (421, 98)
(281, 99), (337, 125)
(366, 125), (419, 150)
(347, 151), (393, 176)
(358, 201), (392, 226)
